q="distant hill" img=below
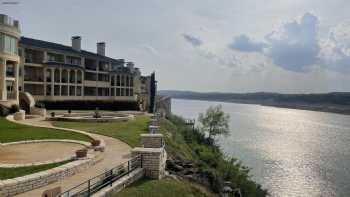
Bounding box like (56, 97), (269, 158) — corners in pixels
(158, 90), (350, 115)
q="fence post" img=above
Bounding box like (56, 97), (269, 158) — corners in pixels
(140, 154), (143, 168)
(88, 179), (91, 196)
(110, 169), (113, 186)
(128, 160), (130, 175)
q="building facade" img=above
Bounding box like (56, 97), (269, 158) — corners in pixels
(0, 14), (155, 111)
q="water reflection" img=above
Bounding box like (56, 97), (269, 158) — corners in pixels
(172, 99), (350, 197)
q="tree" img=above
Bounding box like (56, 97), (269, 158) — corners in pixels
(198, 105), (230, 145)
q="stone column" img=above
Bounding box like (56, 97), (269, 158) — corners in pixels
(59, 68), (62, 96)
(131, 133), (166, 179)
(67, 69), (70, 96)
(74, 70), (77, 96)
(14, 62), (19, 101)
(81, 71), (84, 97)
(43, 68), (47, 96)
(0, 58), (7, 100)
(51, 69), (54, 97)
(131, 147), (166, 180)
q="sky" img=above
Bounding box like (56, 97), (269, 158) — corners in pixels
(1, 0), (350, 93)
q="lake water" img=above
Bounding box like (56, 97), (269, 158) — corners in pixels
(171, 99), (350, 197)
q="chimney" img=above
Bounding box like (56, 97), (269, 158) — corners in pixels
(97, 42), (105, 56)
(72, 36), (81, 51)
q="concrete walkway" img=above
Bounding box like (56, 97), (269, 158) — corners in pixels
(8, 116), (132, 197)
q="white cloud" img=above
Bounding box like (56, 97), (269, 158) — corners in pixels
(264, 13), (320, 72)
(319, 22), (350, 72)
(228, 34), (266, 52)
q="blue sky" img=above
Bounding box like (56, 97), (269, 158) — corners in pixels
(1, 0), (350, 93)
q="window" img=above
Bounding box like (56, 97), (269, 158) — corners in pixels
(130, 88), (133, 96)
(77, 71), (82, 83)
(61, 70), (68, 83)
(111, 88), (115, 96)
(69, 70), (75, 83)
(125, 88), (129, 96)
(25, 49), (43, 63)
(1, 33), (17, 55)
(98, 61), (109, 71)
(46, 69), (51, 82)
(23, 84), (44, 95)
(85, 71), (96, 81)
(85, 58), (96, 70)
(98, 73), (109, 82)
(76, 86), (82, 96)
(84, 87), (96, 96)
(61, 85), (68, 96)
(54, 85), (60, 96)
(54, 69), (60, 83)
(116, 88), (121, 96)
(66, 56), (81, 65)
(47, 53), (64, 63)
(69, 86), (75, 96)
(121, 88), (125, 96)
(98, 88), (109, 96)
(6, 63), (15, 77)
(111, 76), (115, 86)
(117, 75), (120, 86)
(46, 85), (51, 96)
(121, 75), (125, 86)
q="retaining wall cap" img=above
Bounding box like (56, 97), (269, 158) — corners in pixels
(140, 134), (163, 137)
(132, 147), (164, 153)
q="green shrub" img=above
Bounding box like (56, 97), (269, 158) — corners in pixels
(0, 106), (10, 117)
(165, 115), (268, 197)
(9, 105), (19, 113)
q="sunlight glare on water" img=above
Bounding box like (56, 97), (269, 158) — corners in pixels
(172, 99), (350, 197)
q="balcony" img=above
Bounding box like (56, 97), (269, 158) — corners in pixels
(24, 66), (44, 82)
(6, 63), (15, 78)
(25, 49), (44, 64)
(85, 58), (97, 71)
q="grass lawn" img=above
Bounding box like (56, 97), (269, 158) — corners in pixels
(113, 178), (208, 197)
(53, 115), (150, 147)
(0, 160), (72, 180)
(0, 118), (92, 143)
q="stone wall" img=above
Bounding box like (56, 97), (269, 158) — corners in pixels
(93, 168), (145, 197)
(0, 153), (101, 197)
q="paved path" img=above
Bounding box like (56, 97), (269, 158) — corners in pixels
(8, 117), (132, 197)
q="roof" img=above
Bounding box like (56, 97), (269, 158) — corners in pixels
(19, 37), (118, 62)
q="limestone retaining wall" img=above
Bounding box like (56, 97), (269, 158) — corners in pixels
(0, 151), (102, 197)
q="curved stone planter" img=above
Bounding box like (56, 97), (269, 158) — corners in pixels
(47, 113), (134, 123)
(0, 140), (91, 168)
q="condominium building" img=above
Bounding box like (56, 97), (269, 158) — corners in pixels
(0, 14), (155, 112)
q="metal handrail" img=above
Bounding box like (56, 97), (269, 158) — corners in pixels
(56, 155), (142, 197)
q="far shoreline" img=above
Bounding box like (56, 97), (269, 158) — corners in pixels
(172, 97), (350, 116)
